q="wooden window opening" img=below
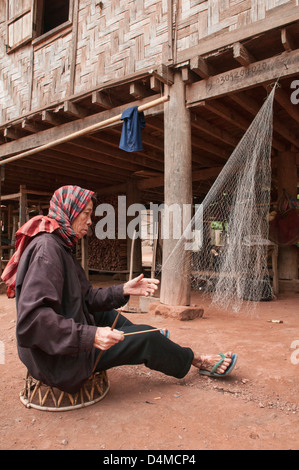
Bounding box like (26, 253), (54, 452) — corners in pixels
(6, 0), (73, 53)
(33, 0), (73, 41)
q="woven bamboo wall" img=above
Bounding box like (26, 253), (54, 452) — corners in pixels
(0, 0), (296, 124)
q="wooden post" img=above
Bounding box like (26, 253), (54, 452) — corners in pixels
(69, 0), (79, 96)
(160, 70), (192, 306)
(81, 236), (89, 280)
(277, 151), (298, 280)
(19, 185), (27, 228)
(126, 178), (142, 275)
(0, 170), (2, 274)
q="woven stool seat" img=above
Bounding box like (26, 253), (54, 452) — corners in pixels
(20, 370), (110, 412)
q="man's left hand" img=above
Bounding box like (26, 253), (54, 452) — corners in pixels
(123, 274), (159, 297)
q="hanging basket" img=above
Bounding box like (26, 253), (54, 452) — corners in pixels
(20, 370), (110, 412)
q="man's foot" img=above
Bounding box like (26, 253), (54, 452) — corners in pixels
(160, 328), (170, 338)
(192, 352), (233, 375)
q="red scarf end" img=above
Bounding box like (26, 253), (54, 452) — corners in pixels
(6, 286), (15, 298)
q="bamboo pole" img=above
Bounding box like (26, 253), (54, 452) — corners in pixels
(0, 95), (169, 166)
(123, 328), (162, 336)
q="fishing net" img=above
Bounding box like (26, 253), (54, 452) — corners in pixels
(160, 86), (276, 313)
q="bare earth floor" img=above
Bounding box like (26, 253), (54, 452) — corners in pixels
(0, 279), (298, 451)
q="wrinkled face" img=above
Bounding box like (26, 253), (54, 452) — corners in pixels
(71, 200), (93, 239)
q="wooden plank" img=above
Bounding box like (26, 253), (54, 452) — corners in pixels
(186, 49), (299, 105)
(0, 192), (21, 201)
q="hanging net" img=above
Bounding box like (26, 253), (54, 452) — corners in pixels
(160, 86), (276, 313)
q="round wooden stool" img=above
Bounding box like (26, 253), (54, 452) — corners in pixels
(20, 370), (110, 412)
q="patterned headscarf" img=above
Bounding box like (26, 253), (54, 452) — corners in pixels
(1, 185), (94, 297)
(48, 185), (94, 246)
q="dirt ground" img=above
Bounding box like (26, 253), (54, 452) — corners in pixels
(0, 277), (298, 451)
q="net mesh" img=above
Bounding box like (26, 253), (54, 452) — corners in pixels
(159, 86), (276, 313)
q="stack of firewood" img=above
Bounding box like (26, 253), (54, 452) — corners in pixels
(88, 195), (127, 271)
(88, 237), (127, 271)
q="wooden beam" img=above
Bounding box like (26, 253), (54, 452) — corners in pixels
(190, 56), (215, 79)
(152, 64), (174, 85)
(3, 127), (27, 140)
(150, 76), (161, 92)
(96, 183), (126, 195)
(233, 42), (255, 67)
(10, 155), (118, 186)
(0, 94), (167, 160)
(129, 82), (149, 99)
(41, 110), (67, 126)
(48, 143), (138, 172)
(200, 99), (286, 152)
(191, 113), (238, 147)
(91, 91), (115, 109)
(63, 100), (88, 118)
(21, 119), (45, 133)
(186, 49), (299, 105)
(232, 44), (299, 140)
(137, 166), (223, 190)
(281, 27), (295, 51)
(0, 192), (21, 201)
(68, 136), (164, 172)
(199, 100), (250, 131)
(273, 87), (299, 125)
(230, 91), (298, 149)
(176, 2), (299, 64)
(192, 134), (229, 162)
(181, 66), (197, 84)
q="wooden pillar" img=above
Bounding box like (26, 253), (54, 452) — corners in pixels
(277, 151), (298, 280)
(126, 178), (142, 275)
(0, 171), (2, 273)
(81, 236), (89, 280)
(160, 70), (192, 306)
(19, 185), (27, 228)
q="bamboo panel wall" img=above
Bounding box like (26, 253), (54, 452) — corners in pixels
(31, 34), (73, 110)
(0, 0), (296, 124)
(74, 0), (168, 94)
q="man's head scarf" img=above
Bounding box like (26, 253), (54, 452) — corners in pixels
(48, 185), (94, 246)
(1, 185), (94, 297)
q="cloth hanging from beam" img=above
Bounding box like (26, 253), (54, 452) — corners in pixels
(119, 106), (146, 152)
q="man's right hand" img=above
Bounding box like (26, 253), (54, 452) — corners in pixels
(93, 327), (124, 351)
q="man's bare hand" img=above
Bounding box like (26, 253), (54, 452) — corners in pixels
(93, 327), (124, 351)
(123, 273), (159, 297)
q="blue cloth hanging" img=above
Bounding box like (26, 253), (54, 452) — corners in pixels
(119, 106), (146, 152)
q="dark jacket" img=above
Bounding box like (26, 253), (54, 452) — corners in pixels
(15, 232), (128, 393)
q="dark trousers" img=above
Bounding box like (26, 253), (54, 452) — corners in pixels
(93, 310), (194, 380)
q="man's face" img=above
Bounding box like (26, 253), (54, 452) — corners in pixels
(71, 200), (93, 239)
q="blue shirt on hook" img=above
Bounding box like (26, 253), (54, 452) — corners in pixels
(119, 106), (146, 152)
